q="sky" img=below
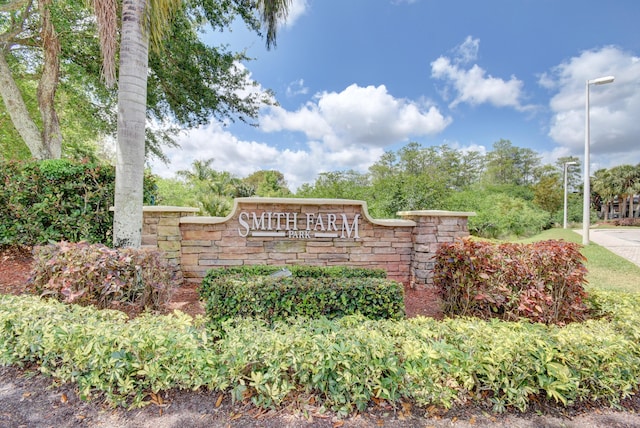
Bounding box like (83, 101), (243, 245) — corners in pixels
(149, 0), (640, 191)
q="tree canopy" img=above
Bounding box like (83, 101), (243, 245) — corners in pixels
(295, 140), (640, 237)
(0, 0), (280, 161)
(157, 159), (292, 216)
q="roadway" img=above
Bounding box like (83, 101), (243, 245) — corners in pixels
(575, 228), (640, 267)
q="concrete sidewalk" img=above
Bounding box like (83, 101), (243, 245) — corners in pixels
(574, 228), (640, 267)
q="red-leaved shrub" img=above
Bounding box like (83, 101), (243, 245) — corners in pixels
(434, 239), (589, 325)
(29, 241), (177, 313)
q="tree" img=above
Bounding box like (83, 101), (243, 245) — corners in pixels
(445, 188), (550, 238)
(609, 164), (639, 219)
(532, 172), (562, 214)
(555, 156), (581, 192)
(367, 143), (449, 217)
(592, 168), (616, 220)
(0, 0), (108, 159)
(633, 164), (640, 218)
(111, 0), (292, 247)
(455, 148), (485, 189)
(591, 165), (640, 221)
(176, 158), (217, 182)
(173, 159), (266, 216)
(159, 159), (239, 215)
(244, 170), (291, 197)
(296, 170), (370, 201)
(483, 139), (541, 186)
(0, 0), (56, 159)
(1, 0), (285, 162)
(111, 0), (173, 247)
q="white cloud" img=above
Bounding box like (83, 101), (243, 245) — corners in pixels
(151, 83), (452, 190)
(285, 78), (309, 97)
(447, 141), (487, 157)
(260, 103), (331, 140)
(431, 37), (530, 111)
(230, 62), (277, 108)
(542, 46), (640, 163)
(453, 36), (480, 64)
(284, 0), (308, 27)
(261, 83), (452, 150)
(149, 122), (383, 192)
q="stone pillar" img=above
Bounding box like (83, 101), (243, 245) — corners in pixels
(142, 206), (199, 282)
(398, 210), (475, 290)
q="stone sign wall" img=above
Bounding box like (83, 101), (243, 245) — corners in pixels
(142, 198), (474, 290)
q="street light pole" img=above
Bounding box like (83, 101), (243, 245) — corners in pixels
(583, 75), (614, 245)
(564, 161), (577, 229)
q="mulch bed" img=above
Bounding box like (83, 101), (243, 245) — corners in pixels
(0, 247), (440, 319)
(2, 247), (640, 427)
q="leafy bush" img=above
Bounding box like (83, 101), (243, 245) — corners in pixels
(1, 290), (639, 414)
(200, 264), (386, 296)
(0, 159), (156, 248)
(202, 275), (405, 326)
(434, 239), (589, 324)
(445, 189), (551, 238)
(28, 241), (177, 312)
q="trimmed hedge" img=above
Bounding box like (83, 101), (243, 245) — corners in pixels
(0, 158), (156, 248)
(0, 290), (639, 414)
(434, 239), (589, 324)
(202, 276), (405, 325)
(202, 264), (386, 282)
(199, 265), (390, 325)
(200, 265), (399, 325)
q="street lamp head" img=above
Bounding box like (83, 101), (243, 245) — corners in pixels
(565, 161), (577, 166)
(589, 76), (615, 85)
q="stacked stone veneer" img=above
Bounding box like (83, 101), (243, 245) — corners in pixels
(142, 206), (199, 282)
(397, 210), (473, 288)
(142, 198), (474, 289)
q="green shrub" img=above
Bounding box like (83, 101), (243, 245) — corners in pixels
(28, 241), (178, 312)
(434, 239), (589, 324)
(201, 265), (396, 327)
(200, 264), (386, 296)
(1, 290), (639, 414)
(445, 190), (551, 238)
(0, 295), (214, 407)
(0, 159), (156, 248)
(202, 275), (405, 326)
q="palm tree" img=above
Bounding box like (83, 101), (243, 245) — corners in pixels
(634, 164), (640, 218)
(177, 158), (217, 182)
(609, 165), (638, 219)
(107, 0), (292, 247)
(111, 0), (180, 247)
(592, 169), (616, 220)
(621, 164), (640, 219)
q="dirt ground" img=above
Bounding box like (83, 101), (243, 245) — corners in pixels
(1, 248), (640, 427)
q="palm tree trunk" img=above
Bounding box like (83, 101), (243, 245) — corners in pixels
(112, 0), (148, 248)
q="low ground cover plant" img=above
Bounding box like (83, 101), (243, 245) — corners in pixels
(0, 289), (638, 414)
(28, 241), (178, 313)
(434, 239), (589, 324)
(200, 265), (403, 325)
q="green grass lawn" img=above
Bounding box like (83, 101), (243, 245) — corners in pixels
(515, 228), (640, 294)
